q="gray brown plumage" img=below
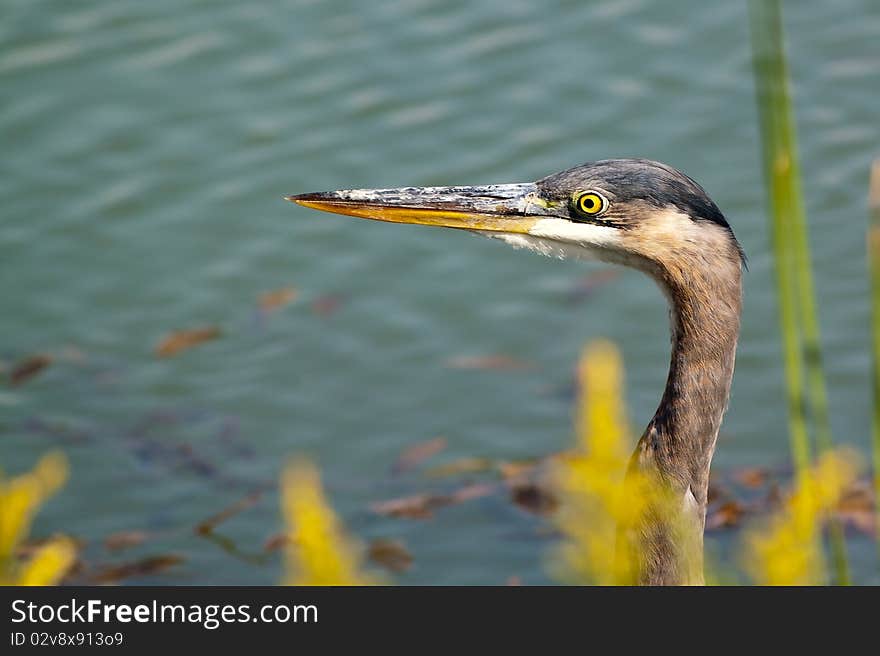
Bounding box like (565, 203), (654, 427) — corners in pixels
(288, 158), (744, 585)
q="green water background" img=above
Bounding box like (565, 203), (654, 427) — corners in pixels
(2, 0), (878, 583)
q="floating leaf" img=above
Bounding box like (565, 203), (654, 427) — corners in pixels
(9, 354), (52, 386)
(155, 326), (221, 358)
(368, 539), (413, 573)
(706, 480), (727, 505)
(103, 530), (151, 552)
(87, 555), (184, 584)
(370, 483), (494, 520)
(498, 460), (541, 485)
(836, 508), (875, 535)
(835, 480), (875, 535)
(510, 482), (558, 516)
(195, 491), (263, 535)
(370, 493), (441, 519)
(706, 500), (747, 530)
(425, 457), (494, 478)
(450, 482), (495, 502)
(733, 467), (770, 489)
(391, 437), (447, 475)
(199, 531), (268, 566)
(259, 287), (298, 313)
(263, 533), (289, 552)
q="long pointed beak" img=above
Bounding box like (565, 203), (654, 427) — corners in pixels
(285, 183), (548, 234)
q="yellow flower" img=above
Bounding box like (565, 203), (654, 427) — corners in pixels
(744, 450), (858, 585)
(0, 452), (75, 586)
(551, 341), (644, 584)
(16, 537), (77, 586)
(281, 458), (375, 585)
(550, 340), (685, 585)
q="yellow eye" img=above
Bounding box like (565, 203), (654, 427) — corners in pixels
(575, 191), (607, 216)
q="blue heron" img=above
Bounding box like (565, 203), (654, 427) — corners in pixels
(287, 158), (744, 585)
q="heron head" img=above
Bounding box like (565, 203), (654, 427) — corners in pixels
(287, 158), (745, 282)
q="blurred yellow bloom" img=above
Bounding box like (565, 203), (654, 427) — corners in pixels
(0, 452), (75, 586)
(744, 450), (858, 585)
(281, 458), (376, 585)
(16, 537), (77, 586)
(550, 340), (661, 585)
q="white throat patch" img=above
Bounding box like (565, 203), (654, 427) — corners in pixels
(480, 218), (624, 262)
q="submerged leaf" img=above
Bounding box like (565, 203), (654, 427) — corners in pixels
(424, 457), (495, 478)
(195, 491), (263, 535)
(103, 530), (151, 552)
(263, 533), (289, 552)
(498, 459), (542, 484)
(835, 480), (875, 535)
(449, 482), (495, 503)
(370, 483), (494, 520)
(9, 354), (53, 386)
(368, 539), (413, 573)
(510, 482), (558, 516)
(259, 287), (299, 313)
(369, 493), (443, 519)
(391, 437), (447, 475)
(155, 326), (221, 358)
(706, 501), (747, 530)
(88, 555), (184, 583)
(733, 467), (770, 489)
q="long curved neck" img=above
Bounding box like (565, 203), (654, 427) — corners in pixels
(627, 251), (742, 585)
(653, 264), (742, 507)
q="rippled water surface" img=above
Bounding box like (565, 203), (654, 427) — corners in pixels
(2, 0), (879, 583)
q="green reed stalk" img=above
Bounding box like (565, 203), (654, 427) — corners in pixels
(748, 0), (811, 479)
(748, 0), (849, 584)
(869, 160), (880, 558)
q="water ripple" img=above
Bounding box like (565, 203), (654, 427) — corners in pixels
(125, 31), (227, 70)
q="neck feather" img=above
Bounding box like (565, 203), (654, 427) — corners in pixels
(646, 253), (743, 508)
(623, 245), (742, 585)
